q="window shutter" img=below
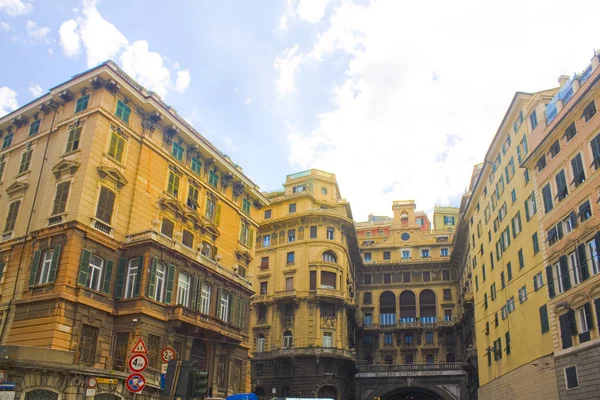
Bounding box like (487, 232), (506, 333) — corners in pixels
(28, 250), (42, 286)
(165, 264), (175, 304)
(524, 200), (530, 221)
(595, 298), (600, 331)
(123, 106), (131, 123)
(114, 257), (127, 299)
(559, 255), (571, 290)
(215, 204), (221, 225)
(0, 262), (4, 282)
(595, 232), (600, 262)
(559, 313), (573, 349)
(584, 302), (593, 330)
(217, 288), (223, 319)
(134, 256), (143, 296)
(48, 245), (62, 283)
(102, 260), (113, 294)
(578, 244), (590, 281)
(546, 266), (555, 298)
(78, 249), (92, 286)
(228, 292), (235, 324)
(567, 309), (577, 335)
(539, 305), (549, 333)
(248, 229), (254, 248)
(190, 276), (199, 311)
(195, 278), (204, 312)
(147, 257), (158, 299)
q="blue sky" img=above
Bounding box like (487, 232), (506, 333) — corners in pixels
(1, 0), (600, 222)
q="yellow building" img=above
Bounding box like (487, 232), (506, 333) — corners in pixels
(354, 200), (468, 400)
(249, 169), (361, 400)
(458, 89), (561, 400)
(523, 52), (600, 400)
(433, 206), (459, 232)
(0, 61), (267, 399)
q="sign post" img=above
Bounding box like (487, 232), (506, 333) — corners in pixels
(126, 338), (148, 395)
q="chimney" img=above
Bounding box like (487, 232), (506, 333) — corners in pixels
(557, 74), (570, 87)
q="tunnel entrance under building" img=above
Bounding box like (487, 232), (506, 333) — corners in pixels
(379, 387), (448, 400)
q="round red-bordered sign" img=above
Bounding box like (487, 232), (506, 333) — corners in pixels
(129, 354), (148, 372)
(161, 347), (176, 363)
(87, 377), (98, 388)
(126, 373), (146, 394)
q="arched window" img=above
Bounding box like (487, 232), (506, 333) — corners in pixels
(384, 355), (393, 365)
(317, 385), (337, 400)
(190, 339), (207, 370)
(25, 390), (58, 400)
(446, 353), (456, 362)
(322, 251), (337, 263)
(405, 354), (413, 365)
(401, 212), (409, 226)
(399, 290), (416, 321)
(379, 291), (396, 326)
(257, 334), (265, 352)
(283, 331), (293, 348)
(419, 289), (437, 323)
(177, 272), (190, 306)
(426, 354), (435, 364)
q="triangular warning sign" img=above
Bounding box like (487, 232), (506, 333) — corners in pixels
(131, 338), (148, 354)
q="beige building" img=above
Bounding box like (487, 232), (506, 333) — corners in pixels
(249, 169), (361, 400)
(0, 61), (267, 399)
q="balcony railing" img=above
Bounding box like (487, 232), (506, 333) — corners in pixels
(361, 316), (456, 330)
(357, 362), (464, 374)
(167, 305), (244, 341)
(252, 346), (354, 360)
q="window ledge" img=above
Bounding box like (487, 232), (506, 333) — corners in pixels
(61, 149), (81, 158)
(103, 153), (125, 167)
(15, 171), (30, 179)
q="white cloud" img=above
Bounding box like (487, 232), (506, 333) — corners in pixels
(48, 48), (54, 56)
(0, 0), (32, 16)
(28, 83), (43, 97)
(25, 20), (50, 43)
(0, 87), (18, 117)
(59, 19), (81, 56)
(296, 0), (332, 23)
(0, 21), (11, 31)
(245, 97), (252, 105)
(278, 0), (600, 220)
(175, 69), (191, 93)
(120, 40), (171, 97)
(278, 15), (288, 30)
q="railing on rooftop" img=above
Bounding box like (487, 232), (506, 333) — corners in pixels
(545, 59), (596, 124)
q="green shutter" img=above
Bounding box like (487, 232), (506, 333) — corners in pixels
(578, 244), (590, 281)
(28, 250), (42, 286)
(102, 260), (113, 294)
(134, 256), (143, 297)
(147, 257), (158, 299)
(228, 292), (235, 324)
(559, 255), (571, 291)
(48, 245), (62, 283)
(584, 303), (593, 330)
(215, 204), (222, 225)
(114, 257), (127, 299)
(78, 249), (91, 286)
(217, 288), (223, 319)
(0, 262), (5, 282)
(123, 104), (131, 123)
(195, 278), (204, 312)
(249, 229), (254, 248)
(546, 266), (555, 298)
(540, 305), (549, 333)
(165, 264), (175, 304)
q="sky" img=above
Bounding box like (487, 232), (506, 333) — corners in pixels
(1, 0), (600, 222)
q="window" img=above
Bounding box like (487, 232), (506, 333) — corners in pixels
(563, 212), (576, 234)
(115, 100), (131, 123)
(380, 251), (391, 261)
(511, 212), (522, 237)
(107, 129), (126, 162)
(219, 291), (230, 322)
(124, 258), (140, 298)
(256, 335), (265, 352)
(36, 249), (55, 285)
(532, 232), (540, 254)
(85, 254), (104, 292)
(482, 264), (486, 281)
(208, 170), (219, 188)
(161, 219), (174, 238)
(310, 225), (317, 238)
(322, 251), (337, 263)
(287, 229), (295, 242)
(4, 200), (20, 232)
(326, 227), (334, 240)
(443, 289), (451, 300)
(507, 262), (512, 281)
(583, 100), (596, 122)
(364, 252), (372, 262)
(518, 249), (524, 269)
(52, 181), (70, 215)
(177, 273), (190, 306)
(588, 239), (600, 275)
(383, 273), (391, 284)
(171, 142), (184, 162)
(475, 275), (479, 291)
(542, 183), (553, 213)
(530, 110), (538, 129)
(200, 283), (211, 314)
(259, 281), (268, 295)
(518, 286), (527, 303)
(549, 140), (561, 157)
(0, 158), (5, 182)
(283, 331), (293, 348)
(286, 251), (295, 264)
(384, 332), (393, 345)
(205, 198), (218, 222)
(501, 272), (505, 289)
(322, 332), (333, 348)
(507, 297), (515, 313)
(565, 366), (579, 389)
(571, 154), (585, 187)
(591, 133), (600, 169)
(569, 252), (582, 286)
(264, 209), (272, 219)
(187, 184), (199, 210)
(511, 189), (516, 204)
(403, 272), (411, 283)
(242, 198), (251, 215)
(444, 216), (455, 225)
(239, 220), (252, 247)
(363, 333), (372, 344)
(66, 126), (82, 152)
(288, 203), (296, 213)
(533, 272), (543, 291)
(421, 249), (430, 258)
(423, 271), (431, 282)
(151, 261), (167, 302)
(565, 122), (577, 141)
(320, 271), (336, 289)
(491, 283), (497, 300)
(28, 119), (40, 136)
(292, 184), (306, 193)
(19, 149), (32, 173)
(578, 200), (591, 222)
(442, 270), (450, 280)
(363, 293), (372, 304)
(2, 132), (13, 149)
(404, 333), (413, 344)
(402, 250), (410, 259)
(262, 235), (271, 248)
(524, 168), (530, 184)
(441, 248), (449, 257)
(484, 293), (488, 309)
(75, 94), (89, 113)
(425, 331), (434, 344)
(556, 170), (568, 201)
(167, 170), (181, 198)
(577, 303), (592, 340)
(363, 274), (372, 284)
(425, 354), (434, 364)
(79, 324), (99, 365)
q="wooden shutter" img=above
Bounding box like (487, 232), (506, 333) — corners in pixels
(545, 266), (555, 298)
(584, 303), (593, 330)
(28, 250), (42, 286)
(102, 260), (113, 294)
(215, 204), (221, 225)
(48, 245), (62, 283)
(567, 309), (577, 335)
(78, 249), (92, 286)
(123, 105), (131, 123)
(165, 264), (175, 304)
(578, 244), (590, 281)
(217, 288), (223, 319)
(134, 256), (143, 297)
(310, 271), (317, 290)
(147, 257), (158, 299)
(0, 262), (4, 282)
(195, 277), (204, 312)
(114, 257), (127, 299)
(52, 182), (70, 215)
(595, 298), (600, 331)
(190, 276), (199, 311)
(248, 229), (254, 248)
(228, 292), (234, 324)
(539, 305), (549, 333)
(524, 199), (530, 220)
(559, 255), (571, 291)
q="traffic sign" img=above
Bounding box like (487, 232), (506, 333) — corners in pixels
(87, 377), (97, 389)
(131, 338), (148, 354)
(129, 354), (148, 372)
(126, 373), (146, 394)
(97, 378), (118, 385)
(161, 347), (176, 363)
(0, 370), (5, 383)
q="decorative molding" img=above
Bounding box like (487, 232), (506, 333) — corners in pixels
(232, 181), (244, 198)
(59, 89), (75, 103)
(136, 107), (162, 132)
(159, 197), (185, 220)
(69, 118), (85, 130)
(110, 123), (129, 139)
(6, 181), (29, 197)
(51, 159), (80, 180)
(11, 114), (29, 128)
(97, 166), (128, 189)
(90, 76), (106, 89)
(221, 173), (234, 190)
(163, 125), (178, 147)
(39, 99), (59, 114)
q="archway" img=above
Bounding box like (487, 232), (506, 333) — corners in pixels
(399, 290), (416, 321)
(190, 339), (207, 370)
(419, 290), (436, 323)
(372, 384), (455, 400)
(25, 390), (59, 400)
(316, 385), (337, 400)
(379, 291), (396, 325)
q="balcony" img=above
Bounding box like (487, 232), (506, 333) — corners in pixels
(356, 362), (465, 378)
(274, 289), (297, 301)
(321, 316), (337, 328)
(359, 317), (457, 330)
(314, 287), (346, 302)
(126, 229), (251, 288)
(167, 305), (244, 341)
(252, 346), (354, 361)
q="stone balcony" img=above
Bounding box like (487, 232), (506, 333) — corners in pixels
(361, 317), (456, 331)
(167, 305), (245, 341)
(252, 346), (355, 361)
(356, 362), (466, 378)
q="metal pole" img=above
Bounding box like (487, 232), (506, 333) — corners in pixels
(168, 361), (182, 400)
